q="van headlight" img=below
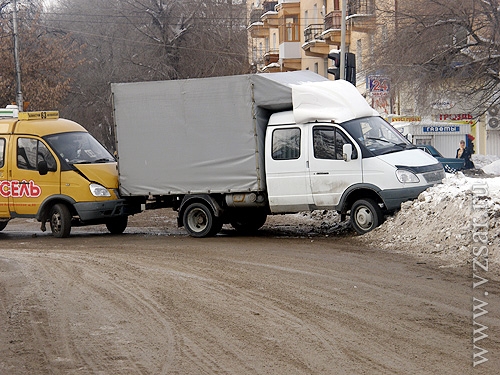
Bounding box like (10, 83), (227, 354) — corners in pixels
(90, 183), (111, 197)
(396, 169), (420, 183)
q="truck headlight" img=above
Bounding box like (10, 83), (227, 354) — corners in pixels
(396, 169), (420, 183)
(90, 183), (111, 197)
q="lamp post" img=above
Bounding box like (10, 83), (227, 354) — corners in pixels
(13, 0), (23, 112)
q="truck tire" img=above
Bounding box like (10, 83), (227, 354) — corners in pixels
(350, 199), (382, 235)
(182, 202), (222, 238)
(49, 203), (72, 238)
(106, 216), (128, 234)
(0, 221), (8, 231)
(230, 210), (267, 234)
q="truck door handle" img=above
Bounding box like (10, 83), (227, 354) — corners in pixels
(315, 172), (329, 175)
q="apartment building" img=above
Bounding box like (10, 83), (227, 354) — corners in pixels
(247, 0), (500, 157)
(247, 0), (376, 102)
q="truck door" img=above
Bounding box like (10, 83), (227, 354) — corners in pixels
(265, 125), (314, 212)
(308, 126), (362, 208)
(0, 137), (9, 218)
(9, 137), (60, 216)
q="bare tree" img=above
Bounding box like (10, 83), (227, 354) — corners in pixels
(44, 0), (248, 149)
(370, 0), (500, 112)
(0, 0), (80, 109)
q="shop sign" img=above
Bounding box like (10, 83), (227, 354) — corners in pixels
(423, 126), (461, 133)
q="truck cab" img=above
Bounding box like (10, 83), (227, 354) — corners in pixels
(265, 111), (444, 233)
(0, 106), (127, 237)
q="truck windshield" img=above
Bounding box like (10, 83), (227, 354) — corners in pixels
(44, 132), (115, 164)
(341, 116), (414, 156)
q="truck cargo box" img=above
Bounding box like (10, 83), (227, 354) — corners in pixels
(112, 71), (327, 196)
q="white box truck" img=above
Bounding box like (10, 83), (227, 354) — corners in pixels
(111, 71), (445, 237)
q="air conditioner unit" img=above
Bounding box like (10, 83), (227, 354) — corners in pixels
(486, 105), (500, 130)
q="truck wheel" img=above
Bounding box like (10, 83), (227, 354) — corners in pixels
(0, 221), (8, 231)
(106, 216), (128, 234)
(183, 203), (221, 238)
(49, 203), (72, 238)
(350, 199), (382, 235)
(230, 210), (267, 234)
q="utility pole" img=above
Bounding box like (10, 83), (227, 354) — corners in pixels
(13, 0), (23, 112)
(340, 0), (347, 79)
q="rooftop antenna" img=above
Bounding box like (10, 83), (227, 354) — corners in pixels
(13, 0), (23, 112)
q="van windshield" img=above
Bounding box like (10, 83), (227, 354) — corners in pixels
(341, 116), (414, 156)
(45, 132), (115, 164)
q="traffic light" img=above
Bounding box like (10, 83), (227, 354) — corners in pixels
(345, 52), (356, 86)
(328, 51), (356, 85)
(327, 51), (341, 80)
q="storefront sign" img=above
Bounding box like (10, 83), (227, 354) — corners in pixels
(391, 116), (421, 122)
(423, 126), (460, 133)
(438, 113), (472, 121)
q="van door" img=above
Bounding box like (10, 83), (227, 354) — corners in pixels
(0, 137), (9, 218)
(265, 125), (314, 212)
(9, 136), (60, 216)
(308, 125), (362, 208)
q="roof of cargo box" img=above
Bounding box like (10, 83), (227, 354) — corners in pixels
(250, 71), (328, 110)
(252, 71), (379, 123)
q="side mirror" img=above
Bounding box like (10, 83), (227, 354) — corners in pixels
(343, 144), (352, 162)
(406, 133), (413, 143)
(38, 160), (49, 175)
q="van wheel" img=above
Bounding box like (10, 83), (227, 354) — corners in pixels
(49, 203), (72, 238)
(230, 210), (267, 234)
(0, 221), (8, 231)
(183, 202), (221, 238)
(106, 216), (128, 234)
(350, 199), (382, 235)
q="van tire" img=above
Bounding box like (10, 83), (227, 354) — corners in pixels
(49, 203), (72, 238)
(106, 216), (128, 234)
(350, 199), (382, 235)
(182, 202), (221, 238)
(0, 221), (8, 231)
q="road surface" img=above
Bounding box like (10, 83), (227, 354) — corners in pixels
(0, 214), (498, 374)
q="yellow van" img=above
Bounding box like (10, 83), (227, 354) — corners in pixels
(0, 105), (127, 237)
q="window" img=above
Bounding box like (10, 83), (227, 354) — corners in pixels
(17, 138), (57, 171)
(0, 139), (5, 168)
(284, 16), (299, 42)
(45, 131), (114, 164)
(272, 128), (301, 160)
(313, 127), (358, 160)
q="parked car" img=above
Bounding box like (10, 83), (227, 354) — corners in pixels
(417, 144), (465, 172)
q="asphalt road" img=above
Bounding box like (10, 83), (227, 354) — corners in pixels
(0, 216), (498, 375)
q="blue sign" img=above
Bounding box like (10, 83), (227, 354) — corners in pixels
(423, 126), (460, 133)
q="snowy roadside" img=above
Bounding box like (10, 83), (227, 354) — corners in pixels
(360, 155), (500, 268)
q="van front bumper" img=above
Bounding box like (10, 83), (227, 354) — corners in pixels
(74, 199), (126, 222)
(379, 185), (433, 211)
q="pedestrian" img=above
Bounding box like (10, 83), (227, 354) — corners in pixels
(456, 140), (474, 169)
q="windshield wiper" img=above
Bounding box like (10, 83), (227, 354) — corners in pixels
(94, 158), (114, 163)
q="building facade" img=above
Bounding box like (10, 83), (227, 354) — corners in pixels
(247, 0), (500, 157)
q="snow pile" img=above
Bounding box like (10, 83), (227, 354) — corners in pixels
(361, 163), (500, 268)
(472, 154), (500, 170)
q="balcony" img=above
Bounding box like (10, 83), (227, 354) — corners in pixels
(248, 1), (279, 38)
(263, 1), (278, 13)
(248, 21), (268, 39)
(302, 11), (348, 56)
(264, 48), (279, 64)
(347, 0), (376, 31)
(321, 10), (347, 46)
(303, 24), (330, 57)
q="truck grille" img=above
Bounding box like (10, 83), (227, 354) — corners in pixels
(423, 169), (445, 184)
